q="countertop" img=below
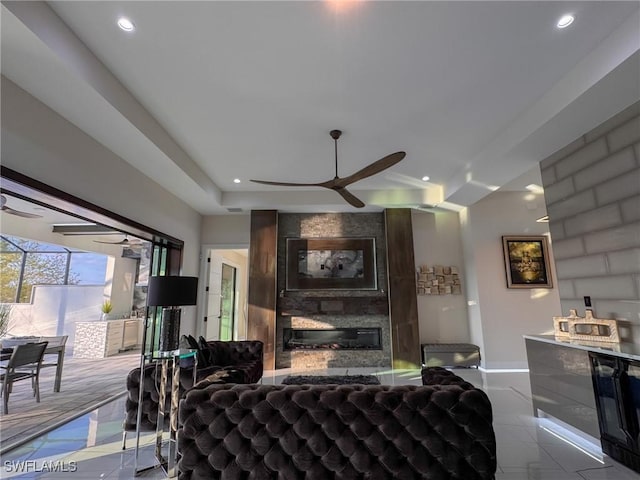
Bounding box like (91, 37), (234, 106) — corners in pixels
(524, 334), (640, 361)
(75, 318), (139, 324)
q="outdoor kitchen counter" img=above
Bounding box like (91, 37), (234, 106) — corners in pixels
(74, 318), (142, 358)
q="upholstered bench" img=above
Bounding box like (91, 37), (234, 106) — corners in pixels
(421, 342), (481, 368)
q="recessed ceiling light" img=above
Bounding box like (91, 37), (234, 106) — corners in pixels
(233, 178), (241, 184)
(117, 17), (135, 32)
(421, 176), (430, 182)
(557, 14), (574, 29)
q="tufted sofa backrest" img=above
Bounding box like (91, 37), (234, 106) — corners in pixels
(205, 340), (263, 364)
(178, 383), (497, 480)
(421, 366), (478, 391)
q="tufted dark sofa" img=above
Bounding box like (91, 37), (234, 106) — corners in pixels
(421, 366), (476, 389)
(123, 340), (263, 435)
(178, 383), (497, 479)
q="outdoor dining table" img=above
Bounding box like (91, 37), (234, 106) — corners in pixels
(0, 343), (66, 392)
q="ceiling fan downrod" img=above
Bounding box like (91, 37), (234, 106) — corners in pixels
(330, 129), (342, 179)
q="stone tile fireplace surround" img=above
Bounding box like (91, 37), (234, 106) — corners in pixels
(276, 213), (392, 369)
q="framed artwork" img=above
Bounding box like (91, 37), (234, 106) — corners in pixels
(502, 235), (552, 288)
(286, 237), (377, 290)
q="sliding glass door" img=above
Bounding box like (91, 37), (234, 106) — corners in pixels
(145, 242), (183, 352)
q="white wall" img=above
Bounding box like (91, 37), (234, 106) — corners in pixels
(104, 256), (137, 319)
(7, 285), (104, 346)
(201, 215), (251, 246)
(461, 190), (562, 369)
(412, 210), (469, 343)
(2, 77), (202, 334)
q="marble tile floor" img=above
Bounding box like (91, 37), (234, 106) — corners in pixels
(0, 367), (638, 479)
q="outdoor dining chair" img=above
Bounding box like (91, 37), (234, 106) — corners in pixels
(0, 341), (48, 414)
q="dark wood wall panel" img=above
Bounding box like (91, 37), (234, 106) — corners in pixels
(247, 210), (278, 369)
(385, 209), (421, 368)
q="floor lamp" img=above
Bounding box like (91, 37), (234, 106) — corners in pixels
(146, 275), (199, 352)
(133, 275), (198, 475)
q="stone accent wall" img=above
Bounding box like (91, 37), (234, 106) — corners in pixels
(540, 102), (640, 339)
(276, 213), (391, 368)
(73, 322), (110, 358)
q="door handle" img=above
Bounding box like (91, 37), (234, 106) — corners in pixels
(612, 367), (634, 444)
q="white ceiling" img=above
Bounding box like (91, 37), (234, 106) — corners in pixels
(1, 1), (639, 214)
(0, 192), (149, 254)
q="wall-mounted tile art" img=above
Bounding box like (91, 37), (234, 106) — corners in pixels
(416, 265), (461, 295)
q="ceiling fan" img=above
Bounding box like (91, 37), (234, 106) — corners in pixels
(250, 130), (405, 208)
(0, 194), (43, 218)
(94, 235), (142, 246)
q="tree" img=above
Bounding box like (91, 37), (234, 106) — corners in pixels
(0, 304), (12, 337)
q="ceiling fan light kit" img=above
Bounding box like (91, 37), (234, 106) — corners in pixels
(250, 130), (405, 208)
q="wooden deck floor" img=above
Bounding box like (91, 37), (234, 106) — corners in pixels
(0, 351), (140, 453)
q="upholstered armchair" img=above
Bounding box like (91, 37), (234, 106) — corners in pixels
(122, 340), (263, 448)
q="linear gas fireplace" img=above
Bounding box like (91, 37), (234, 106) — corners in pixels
(283, 327), (382, 351)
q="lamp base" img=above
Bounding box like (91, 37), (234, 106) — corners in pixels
(159, 308), (181, 352)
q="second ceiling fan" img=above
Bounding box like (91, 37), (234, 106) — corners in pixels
(94, 235), (142, 246)
(250, 130), (405, 208)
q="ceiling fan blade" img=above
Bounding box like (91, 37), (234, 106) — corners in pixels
(94, 236), (141, 245)
(337, 151), (406, 187)
(1, 206), (43, 219)
(334, 187), (365, 208)
(94, 239), (128, 245)
(250, 131), (404, 209)
(250, 179), (323, 187)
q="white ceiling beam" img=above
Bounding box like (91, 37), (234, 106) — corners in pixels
(2, 1), (221, 205)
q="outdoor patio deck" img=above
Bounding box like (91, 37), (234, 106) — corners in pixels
(0, 350), (140, 453)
